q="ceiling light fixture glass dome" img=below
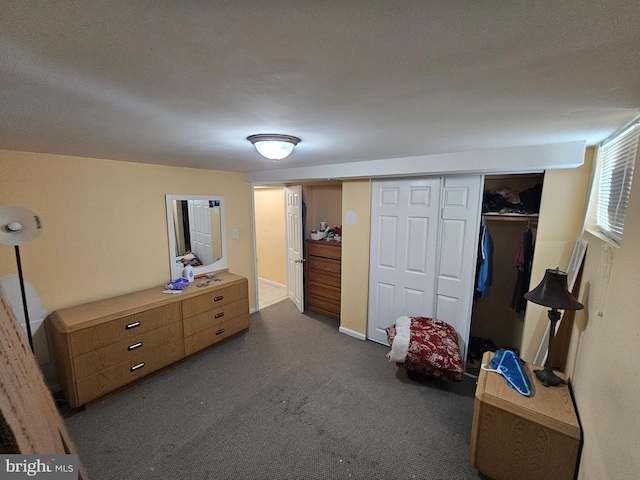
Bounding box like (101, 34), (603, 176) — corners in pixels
(247, 134), (301, 160)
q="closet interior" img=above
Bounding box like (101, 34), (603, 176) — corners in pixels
(467, 173), (544, 375)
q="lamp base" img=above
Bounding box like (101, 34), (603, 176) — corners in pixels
(534, 367), (565, 387)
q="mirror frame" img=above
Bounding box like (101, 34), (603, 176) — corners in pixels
(166, 194), (227, 279)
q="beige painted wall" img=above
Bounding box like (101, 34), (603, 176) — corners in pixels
(0, 150), (255, 313)
(339, 179), (371, 336)
(303, 183), (342, 236)
(565, 158), (640, 479)
(520, 150), (595, 361)
(253, 187), (286, 285)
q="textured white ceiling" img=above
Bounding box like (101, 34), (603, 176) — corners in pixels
(1, 1), (639, 175)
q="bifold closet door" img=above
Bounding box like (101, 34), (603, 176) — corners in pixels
(435, 175), (484, 363)
(367, 175), (483, 361)
(367, 178), (441, 345)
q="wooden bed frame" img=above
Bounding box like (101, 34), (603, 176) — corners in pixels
(0, 295), (86, 478)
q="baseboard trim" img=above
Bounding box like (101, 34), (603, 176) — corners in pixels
(258, 278), (286, 290)
(339, 326), (366, 341)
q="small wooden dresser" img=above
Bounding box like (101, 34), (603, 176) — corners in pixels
(46, 272), (249, 407)
(305, 239), (341, 319)
(470, 351), (581, 480)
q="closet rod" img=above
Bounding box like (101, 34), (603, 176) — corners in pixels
(482, 213), (538, 223)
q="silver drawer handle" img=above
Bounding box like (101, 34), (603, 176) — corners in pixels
(215, 312), (224, 319)
(126, 321), (141, 330)
(213, 295), (224, 302)
(215, 328), (225, 335)
(130, 362), (145, 372)
(128, 342), (143, 351)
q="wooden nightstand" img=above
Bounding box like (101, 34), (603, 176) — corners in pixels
(470, 352), (581, 480)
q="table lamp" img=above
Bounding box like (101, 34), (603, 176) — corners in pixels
(524, 268), (583, 386)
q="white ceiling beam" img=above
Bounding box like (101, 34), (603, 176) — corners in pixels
(246, 141), (586, 183)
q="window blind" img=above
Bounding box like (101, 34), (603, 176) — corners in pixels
(596, 123), (639, 244)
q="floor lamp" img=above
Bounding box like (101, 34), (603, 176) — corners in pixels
(0, 206), (44, 352)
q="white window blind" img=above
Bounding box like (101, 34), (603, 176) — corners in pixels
(596, 122), (639, 244)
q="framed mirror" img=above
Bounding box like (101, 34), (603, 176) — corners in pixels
(166, 194), (227, 279)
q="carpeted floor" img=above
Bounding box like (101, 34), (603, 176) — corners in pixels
(65, 300), (482, 479)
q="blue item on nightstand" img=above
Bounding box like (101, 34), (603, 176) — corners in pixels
(483, 349), (532, 396)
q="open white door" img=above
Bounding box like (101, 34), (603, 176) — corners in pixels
(285, 186), (304, 313)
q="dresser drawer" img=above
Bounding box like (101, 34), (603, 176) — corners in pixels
(307, 241), (341, 260)
(182, 282), (248, 319)
(307, 281), (341, 302)
(184, 312), (250, 356)
(307, 256), (341, 275)
(307, 269), (341, 289)
(72, 321), (184, 380)
(224, 312), (250, 337)
(307, 293), (340, 315)
(69, 303), (182, 357)
(76, 339), (185, 405)
(184, 325), (226, 356)
(183, 298), (249, 337)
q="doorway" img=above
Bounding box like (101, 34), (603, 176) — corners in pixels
(253, 187), (288, 310)
(252, 182), (344, 313)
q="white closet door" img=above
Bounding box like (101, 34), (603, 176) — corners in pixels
(435, 175), (484, 364)
(367, 178), (441, 345)
(285, 186), (304, 313)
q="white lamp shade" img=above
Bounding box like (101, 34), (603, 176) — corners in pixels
(0, 206), (43, 246)
(247, 134), (301, 160)
(253, 140), (296, 160)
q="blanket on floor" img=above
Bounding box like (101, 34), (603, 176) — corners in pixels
(386, 316), (464, 382)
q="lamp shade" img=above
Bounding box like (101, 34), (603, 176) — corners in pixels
(524, 268), (583, 311)
(247, 134), (301, 160)
(0, 206), (43, 246)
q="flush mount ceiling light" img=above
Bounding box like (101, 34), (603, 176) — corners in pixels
(247, 134), (301, 161)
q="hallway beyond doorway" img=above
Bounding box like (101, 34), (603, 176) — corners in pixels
(258, 279), (288, 309)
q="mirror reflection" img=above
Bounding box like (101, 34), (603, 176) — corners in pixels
(166, 195), (227, 279)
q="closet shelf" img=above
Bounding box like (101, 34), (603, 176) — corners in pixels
(483, 212), (539, 222)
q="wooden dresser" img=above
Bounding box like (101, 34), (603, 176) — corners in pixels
(305, 239), (341, 319)
(470, 351), (581, 480)
(46, 272), (249, 407)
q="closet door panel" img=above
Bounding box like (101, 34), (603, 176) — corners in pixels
(405, 217), (430, 274)
(435, 175), (484, 364)
(368, 178), (441, 345)
(403, 287), (427, 315)
(377, 215), (399, 268)
(437, 219), (466, 297)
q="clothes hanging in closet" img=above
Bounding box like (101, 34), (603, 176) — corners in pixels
(476, 224), (493, 299)
(511, 227), (534, 313)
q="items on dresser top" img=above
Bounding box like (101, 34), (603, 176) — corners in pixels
(46, 271), (249, 408)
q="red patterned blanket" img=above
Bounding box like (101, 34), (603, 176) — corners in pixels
(386, 316), (464, 382)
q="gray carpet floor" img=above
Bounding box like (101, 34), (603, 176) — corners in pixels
(65, 300), (482, 479)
